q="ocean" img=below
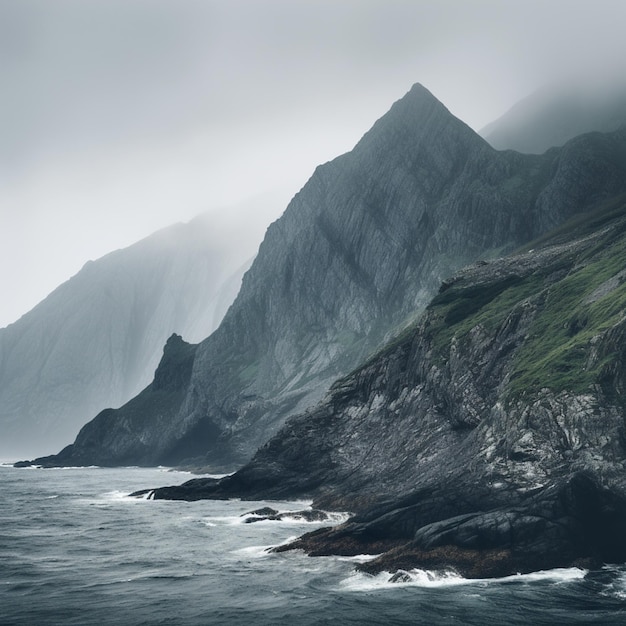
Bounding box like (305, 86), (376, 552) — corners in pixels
(1, 464), (626, 625)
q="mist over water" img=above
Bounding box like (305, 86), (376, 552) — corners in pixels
(2, 466), (626, 626)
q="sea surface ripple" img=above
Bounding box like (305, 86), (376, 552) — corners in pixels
(1, 465), (626, 625)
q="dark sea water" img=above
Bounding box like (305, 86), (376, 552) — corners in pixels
(2, 465), (626, 626)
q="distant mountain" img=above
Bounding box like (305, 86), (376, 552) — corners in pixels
(146, 191), (626, 579)
(482, 79), (626, 153)
(34, 84), (626, 470)
(0, 212), (255, 459)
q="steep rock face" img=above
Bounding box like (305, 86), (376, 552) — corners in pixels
(148, 196), (626, 576)
(0, 213), (251, 459)
(482, 79), (626, 154)
(29, 334), (199, 467)
(37, 84), (626, 469)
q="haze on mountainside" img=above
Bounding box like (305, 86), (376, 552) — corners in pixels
(2, 0), (626, 329)
(0, 210), (263, 461)
(482, 74), (626, 154)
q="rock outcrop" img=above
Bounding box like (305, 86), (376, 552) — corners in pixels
(28, 333), (199, 467)
(30, 84), (626, 469)
(143, 195), (626, 577)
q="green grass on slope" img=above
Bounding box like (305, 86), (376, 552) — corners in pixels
(348, 197), (626, 401)
(425, 215), (626, 399)
(428, 272), (547, 355)
(507, 229), (626, 397)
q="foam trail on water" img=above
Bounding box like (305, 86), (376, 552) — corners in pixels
(231, 545), (277, 558)
(335, 554), (382, 564)
(102, 490), (155, 502)
(340, 567), (587, 591)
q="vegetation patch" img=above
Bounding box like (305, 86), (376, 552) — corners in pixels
(427, 272), (547, 356)
(424, 203), (626, 400)
(347, 200), (626, 401)
(507, 233), (626, 398)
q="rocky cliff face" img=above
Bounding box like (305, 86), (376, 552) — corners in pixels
(29, 334), (199, 467)
(146, 194), (626, 577)
(0, 213), (251, 459)
(32, 84), (626, 469)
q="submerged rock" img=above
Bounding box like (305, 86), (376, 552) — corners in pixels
(242, 507), (279, 518)
(388, 570), (414, 583)
(241, 508), (330, 523)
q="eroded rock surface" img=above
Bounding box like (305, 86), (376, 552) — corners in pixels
(146, 198), (626, 577)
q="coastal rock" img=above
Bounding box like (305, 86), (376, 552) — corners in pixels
(147, 196), (626, 576)
(241, 508), (330, 523)
(29, 334), (199, 468)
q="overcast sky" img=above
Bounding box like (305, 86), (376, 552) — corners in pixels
(2, 0), (626, 328)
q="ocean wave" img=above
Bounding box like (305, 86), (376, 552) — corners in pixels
(231, 545), (278, 558)
(597, 565), (626, 599)
(100, 489), (155, 502)
(334, 554), (382, 564)
(239, 506), (350, 525)
(339, 567), (587, 591)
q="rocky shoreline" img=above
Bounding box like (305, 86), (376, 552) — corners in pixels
(130, 199), (626, 578)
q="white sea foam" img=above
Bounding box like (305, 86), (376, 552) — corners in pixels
(504, 567), (587, 584)
(231, 545), (276, 558)
(10, 464), (102, 470)
(334, 554), (382, 564)
(202, 508), (349, 526)
(339, 567), (587, 592)
(340, 569), (468, 591)
(239, 510), (351, 525)
(599, 566), (626, 599)
(201, 515), (245, 525)
(100, 489), (155, 502)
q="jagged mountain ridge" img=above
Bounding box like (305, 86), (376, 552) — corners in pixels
(145, 193), (626, 578)
(32, 84), (626, 469)
(0, 213), (252, 459)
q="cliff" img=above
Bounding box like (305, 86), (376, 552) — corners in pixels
(147, 194), (626, 577)
(31, 84), (626, 469)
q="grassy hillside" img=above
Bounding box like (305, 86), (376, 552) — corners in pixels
(425, 195), (626, 400)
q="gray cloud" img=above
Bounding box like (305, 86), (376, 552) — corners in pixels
(2, 0), (626, 327)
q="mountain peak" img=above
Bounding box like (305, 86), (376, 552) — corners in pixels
(352, 82), (484, 159)
(407, 81), (439, 100)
